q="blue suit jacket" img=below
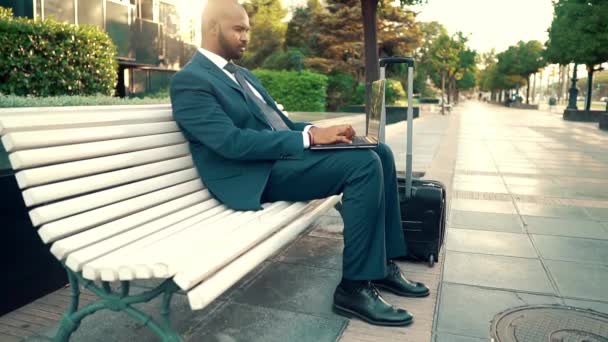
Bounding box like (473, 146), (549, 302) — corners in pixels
(170, 52), (310, 210)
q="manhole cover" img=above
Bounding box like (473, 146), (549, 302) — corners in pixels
(491, 305), (608, 342)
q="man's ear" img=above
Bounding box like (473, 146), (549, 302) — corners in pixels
(208, 19), (219, 35)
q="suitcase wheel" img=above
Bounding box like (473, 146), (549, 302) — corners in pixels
(428, 254), (435, 267)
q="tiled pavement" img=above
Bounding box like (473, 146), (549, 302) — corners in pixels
(4, 102), (608, 341)
(434, 102), (608, 341)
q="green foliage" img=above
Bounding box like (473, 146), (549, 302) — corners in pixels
(261, 49), (306, 71)
(0, 6), (12, 19)
(307, 0), (420, 80)
(242, 0), (287, 69)
(0, 7), (117, 97)
(456, 70), (476, 90)
(0, 94), (169, 107)
(285, 0), (323, 54)
(326, 73), (357, 111)
(251, 69), (328, 112)
(546, 0), (608, 66)
(351, 79), (405, 105)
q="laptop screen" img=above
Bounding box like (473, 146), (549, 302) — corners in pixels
(366, 79), (386, 141)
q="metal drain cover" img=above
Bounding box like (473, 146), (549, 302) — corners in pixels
(491, 305), (608, 342)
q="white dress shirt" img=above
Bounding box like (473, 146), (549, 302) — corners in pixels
(198, 48), (313, 148)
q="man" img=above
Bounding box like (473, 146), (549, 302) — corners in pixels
(170, 0), (429, 327)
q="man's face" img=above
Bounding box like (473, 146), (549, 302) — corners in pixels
(216, 10), (250, 61)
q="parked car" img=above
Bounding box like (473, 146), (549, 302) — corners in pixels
(600, 97), (608, 102)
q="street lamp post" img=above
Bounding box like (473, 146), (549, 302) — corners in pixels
(567, 63), (578, 110)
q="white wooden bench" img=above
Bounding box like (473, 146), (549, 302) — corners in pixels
(0, 104), (339, 342)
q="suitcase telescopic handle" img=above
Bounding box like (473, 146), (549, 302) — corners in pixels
(379, 57), (415, 68)
(379, 56), (415, 198)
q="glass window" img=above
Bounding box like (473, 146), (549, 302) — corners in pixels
(106, 0), (131, 57)
(43, 0), (76, 23)
(77, 0), (104, 28)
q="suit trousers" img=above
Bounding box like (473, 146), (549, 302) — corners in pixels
(261, 143), (407, 280)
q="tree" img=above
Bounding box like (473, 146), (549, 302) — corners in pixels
(545, 0), (608, 111)
(414, 21), (447, 96)
(517, 40), (545, 104)
(427, 32), (459, 112)
(285, 0), (323, 55)
(306, 0), (420, 81)
(242, 0), (287, 69)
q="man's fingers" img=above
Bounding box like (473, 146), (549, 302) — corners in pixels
(336, 136), (352, 144)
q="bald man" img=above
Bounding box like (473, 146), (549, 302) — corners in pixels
(170, 0), (429, 327)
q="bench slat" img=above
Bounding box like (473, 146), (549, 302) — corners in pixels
(99, 203), (288, 281)
(14, 144), (190, 189)
(151, 205), (294, 280)
(29, 167), (199, 225)
(50, 191), (213, 260)
(174, 202), (308, 290)
(65, 198), (222, 273)
(37, 179), (203, 242)
(82, 206), (235, 281)
(9, 132), (186, 170)
(187, 196), (339, 310)
(23, 157), (195, 207)
(0, 110), (173, 135)
(2, 122), (180, 152)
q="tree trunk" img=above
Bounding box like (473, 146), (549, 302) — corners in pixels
(526, 75), (531, 104)
(361, 0), (379, 121)
(585, 65), (594, 112)
(441, 72), (446, 115)
(531, 73), (537, 103)
(557, 64), (563, 103)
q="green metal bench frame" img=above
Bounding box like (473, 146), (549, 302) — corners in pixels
(55, 265), (182, 342)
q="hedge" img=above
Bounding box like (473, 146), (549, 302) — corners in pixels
(0, 94), (169, 108)
(251, 69), (328, 112)
(0, 6), (117, 97)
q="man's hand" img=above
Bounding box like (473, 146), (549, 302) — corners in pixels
(309, 125), (356, 145)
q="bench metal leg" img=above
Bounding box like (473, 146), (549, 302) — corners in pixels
(53, 266), (183, 342)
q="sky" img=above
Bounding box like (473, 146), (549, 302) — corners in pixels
(281, 0), (555, 55)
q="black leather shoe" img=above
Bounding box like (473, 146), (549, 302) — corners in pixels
(372, 261), (430, 297)
(333, 282), (413, 326)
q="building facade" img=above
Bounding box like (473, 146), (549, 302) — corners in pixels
(0, 0), (202, 96)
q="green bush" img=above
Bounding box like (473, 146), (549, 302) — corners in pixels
(0, 94), (169, 108)
(0, 6), (117, 96)
(350, 79), (405, 106)
(326, 73), (357, 111)
(252, 69), (328, 112)
(261, 48), (306, 71)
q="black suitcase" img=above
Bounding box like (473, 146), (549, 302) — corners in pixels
(397, 178), (446, 267)
(379, 57), (447, 267)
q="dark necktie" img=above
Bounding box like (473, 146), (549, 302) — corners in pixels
(224, 62), (290, 131)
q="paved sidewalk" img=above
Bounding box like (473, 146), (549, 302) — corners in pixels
(434, 102), (608, 341)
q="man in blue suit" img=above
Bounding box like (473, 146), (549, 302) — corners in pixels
(170, 0), (429, 327)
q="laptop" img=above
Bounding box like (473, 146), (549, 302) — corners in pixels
(310, 79), (385, 150)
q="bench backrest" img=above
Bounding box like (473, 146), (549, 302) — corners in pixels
(0, 105), (218, 266)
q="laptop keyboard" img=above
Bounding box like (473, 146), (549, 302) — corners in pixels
(351, 136), (370, 144)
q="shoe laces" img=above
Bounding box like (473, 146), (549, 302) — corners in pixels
(360, 282), (381, 299)
(388, 261), (401, 277)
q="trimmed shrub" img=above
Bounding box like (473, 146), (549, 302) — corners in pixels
(0, 94), (169, 108)
(252, 69), (328, 112)
(0, 6), (117, 96)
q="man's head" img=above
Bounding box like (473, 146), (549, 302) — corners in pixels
(201, 0), (250, 61)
